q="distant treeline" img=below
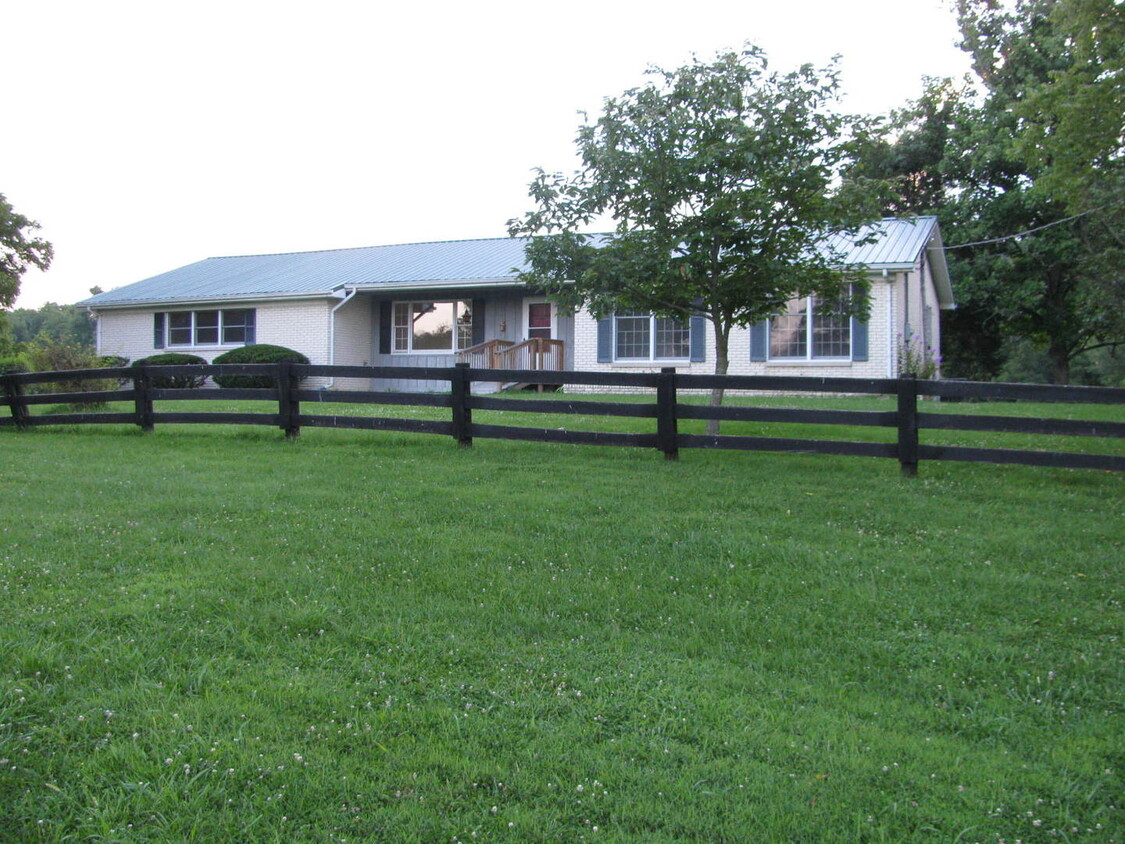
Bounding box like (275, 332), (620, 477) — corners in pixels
(3, 302), (95, 347)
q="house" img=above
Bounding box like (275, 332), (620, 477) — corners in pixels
(83, 216), (954, 391)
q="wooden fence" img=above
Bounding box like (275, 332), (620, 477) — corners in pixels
(2, 362), (1123, 475)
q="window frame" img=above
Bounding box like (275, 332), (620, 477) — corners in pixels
(390, 299), (475, 355)
(613, 310), (691, 362)
(768, 292), (853, 362)
(159, 308), (256, 349)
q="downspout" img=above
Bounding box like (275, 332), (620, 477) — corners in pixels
(324, 286), (358, 390)
(884, 270), (895, 378)
(918, 248), (928, 347)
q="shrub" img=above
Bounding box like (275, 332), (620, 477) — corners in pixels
(98, 355), (131, 387)
(0, 356), (27, 376)
(24, 340), (116, 399)
(131, 353), (209, 389)
(212, 344), (309, 389)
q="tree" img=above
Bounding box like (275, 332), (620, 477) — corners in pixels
(0, 194), (53, 309)
(952, 0), (1124, 383)
(508, 46), (886, 428)
(6, 302), (95, 347)
(854, 2), (1124, 383)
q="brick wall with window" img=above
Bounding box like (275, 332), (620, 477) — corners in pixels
(571, 278), (897, 393)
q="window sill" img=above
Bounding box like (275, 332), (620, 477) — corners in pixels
(165, 344), (245, 351)
(765, 359), (853, 367)
(610, 359), (691, 367)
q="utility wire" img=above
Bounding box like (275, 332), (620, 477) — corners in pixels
(943, 201), (1119, 250)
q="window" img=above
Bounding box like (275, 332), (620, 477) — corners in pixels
(769, 294), (851, 360)
(613, 310), (690, 360)
(156, 309), (256, 348)
(392, 300), (473, 353)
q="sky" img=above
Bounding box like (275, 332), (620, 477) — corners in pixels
(4, 0), (972, 309)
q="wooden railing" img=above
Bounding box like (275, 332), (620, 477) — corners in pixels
(456, 339), (516, 369)
(457, 338), (564, 373)
(2, 363), (1123, 475)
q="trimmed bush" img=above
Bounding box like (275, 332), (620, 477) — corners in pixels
(98, 355), (131, 387)
(212, 344), (309, 389)
(131, 353), (208, 389)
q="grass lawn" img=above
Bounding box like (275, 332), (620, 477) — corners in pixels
(0, 412), (1122, 842)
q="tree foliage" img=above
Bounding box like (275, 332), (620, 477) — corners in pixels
(5, 302), (95, 347)
(0, 193), (53, 310)
(855, 1), (1124, 383)
(509, 46), (887, 416)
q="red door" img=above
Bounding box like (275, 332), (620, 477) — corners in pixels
(527, 302), (553, 339)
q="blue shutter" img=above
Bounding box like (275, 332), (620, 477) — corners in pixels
(596, 315), (613, 363)
(750, 320), (769, 361)
(851, 315), (868, 361)
(689, 315), (706, 362)
(471, 298), (486, 346)
(153, 312), (165, 349)
(379, 301), (392, 354)
(244, 310), (256, 345)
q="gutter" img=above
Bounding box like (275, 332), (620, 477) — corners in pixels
(79, 290), (340, 310)
(324, 286), (358, 390)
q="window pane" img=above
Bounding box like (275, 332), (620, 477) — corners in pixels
(222, 310), (251, 344)
(195, 310), (219, 345)
(654, 317), (689, 359)
(412, 302), (454, 351)
(811, 295), (850, 358)
(456, 301), (473, 350)
(393, 303), (410, 352)
(770, 298), (807, 358)
(168, 312), (193, 346)
(615, 313), (651, 359)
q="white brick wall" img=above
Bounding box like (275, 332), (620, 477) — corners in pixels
(330, 296), (374, 390)
(95, 298), (336, 386)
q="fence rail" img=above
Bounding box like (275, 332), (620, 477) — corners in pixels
(1, 363), (1122, 474)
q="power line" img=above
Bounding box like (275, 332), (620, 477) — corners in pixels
(943, 202), (1119, 250)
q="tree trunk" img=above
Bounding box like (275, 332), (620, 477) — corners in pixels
(1048, 339), (1071, 385)
(706, 327), (729, 436)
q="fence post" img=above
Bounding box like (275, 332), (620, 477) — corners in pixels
(277, 361), (300, 439)
(133, 364), (154, 432)
(897, 375), (919, 477)
(656, 367), (679, 460)
(2, 373), (30, 430)
(451, 362), (472, 447)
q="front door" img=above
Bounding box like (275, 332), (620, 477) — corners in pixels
(526, 300), (554, 340)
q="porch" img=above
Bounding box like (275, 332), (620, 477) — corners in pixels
(457, 337), (566, 390)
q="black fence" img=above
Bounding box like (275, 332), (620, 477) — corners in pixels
(2, 362), (1123, 475)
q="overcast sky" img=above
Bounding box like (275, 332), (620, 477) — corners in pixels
(4, 0), (971, 309)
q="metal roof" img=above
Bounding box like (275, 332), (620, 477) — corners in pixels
(823, 216), (938, 266)
(82, 218), (950, 308)
(82, 237), (534, 308)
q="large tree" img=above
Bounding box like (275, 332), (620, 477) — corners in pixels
(508, 47), (886, 426)
(954, 0), (1124, 383)
(0, 193), (53, 309)
(854, 1), (1123, 383)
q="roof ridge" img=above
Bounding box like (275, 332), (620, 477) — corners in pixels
(208, 235), (521, 261)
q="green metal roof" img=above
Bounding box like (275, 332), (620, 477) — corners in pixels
(82, 218), (951, 309)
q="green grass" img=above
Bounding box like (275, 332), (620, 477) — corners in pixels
(1, 414), (1122, 843)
